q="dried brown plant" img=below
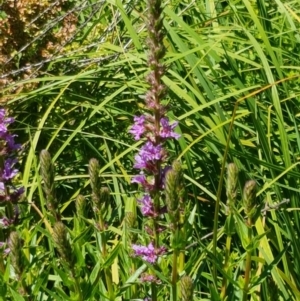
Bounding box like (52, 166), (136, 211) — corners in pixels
(0, 0), (78, 100)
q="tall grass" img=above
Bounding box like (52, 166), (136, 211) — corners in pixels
(1, 0), (300, 300)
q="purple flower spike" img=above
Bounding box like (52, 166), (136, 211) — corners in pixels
(129, 115), (146, 140)
(160, 117), (180, 139)
(138, 194), (155, 216)
(134, 142), (163, 170)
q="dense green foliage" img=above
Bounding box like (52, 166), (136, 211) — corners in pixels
(1, 0), (300, 300)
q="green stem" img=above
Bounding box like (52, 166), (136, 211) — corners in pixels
(212, 102), (238, 282)
(151, 111), (161, 301)
(171, 250), (178, 301)
(151, 282), (157, 301)
(20, 279), (32, 301)
(72, 268), (83, 301)
(98, 213), (114, 300)
(153, 193), (160, 248)
(221, 235), (232, 299)
(243, 218), (252, 301)
(0, 254), (4, 274)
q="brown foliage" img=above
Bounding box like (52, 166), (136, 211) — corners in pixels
(0, 0), (78, 98)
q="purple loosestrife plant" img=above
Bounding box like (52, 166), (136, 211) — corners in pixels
(129, 0), (183, 300)
(0, 108), (23, 266)
(129, 0), (180, 260)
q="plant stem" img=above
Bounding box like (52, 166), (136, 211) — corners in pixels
(221, 235), (232, 299)
(151, 282), (157, 301)
(171, 250), (178, 301)
(0, 254), (4, 274)
(30, 202), (53, 234)
(21, 279), (32, 301)
(243, 218), (252, 301)
(71, 268), (83, 301)
(212, 102), (238, 282)
(98, 213), (114, 300)
(152, 89), (161, 301)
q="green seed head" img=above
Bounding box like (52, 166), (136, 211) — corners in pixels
(88, 158), (101, 194)
(181, 275), (194, 301)
(52, 222), (74, 266)
(226, 163), (238, 209)
(165, 161), (183, 223)
(76, 194), (86, 217)
(40, 150), (58, 218)
(243, 180), (257, 218)
(9, 231), (24, 278)
(40, 150), (55, 196)
(100, 187), (110, 205)
(125, 211), (136, 229)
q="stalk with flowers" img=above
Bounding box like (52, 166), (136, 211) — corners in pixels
(0, 108), (23, 246)
(0, 108), (26, 297)
(129, 0), (192, 300)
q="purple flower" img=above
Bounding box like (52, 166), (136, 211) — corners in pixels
(2, 158), (18, 180)
(129, 115), (147, 140)
(132, 174), (147, 184)
(10, 187), (24, 202)
(160, 118), (180, 139)
(0, 109), (14, 136)
(138, 194), (155, 216)
(140, 273), (159, 283)
(0, 124), (8, 135)
(129, 115), (180, 141)
(0, 110), (14, 125)
(131, 174), (155, 191)
(132, 242), (166, 263)
(0, 242), (10, 255)
(0, 109), (21, 151)
(0, 109), (5, 119)
(4, 134), (21, 151)
(132, 242), (157, 263)
(134, 142), (163, 170)
(0, 217), (13, 228)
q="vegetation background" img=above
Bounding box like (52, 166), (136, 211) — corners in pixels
(1, 0), (300, 300)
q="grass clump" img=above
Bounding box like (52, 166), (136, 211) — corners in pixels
(1, 0), (300, 300)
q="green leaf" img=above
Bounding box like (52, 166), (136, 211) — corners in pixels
(9, 288), (25, 301)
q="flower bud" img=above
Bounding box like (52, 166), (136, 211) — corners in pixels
(125, 211), (137, 242)
(100, 187), (110, 205)
(52, 222), (74, 266)
(88, 158), (101, 194)
(181, 275), (194, 301)
(75, 194), (86, 217)
(40, 150), (55, 197)
(8, 231), (24, 278)
(40, 150), (58, 218)
(226, 163), (238, 210)
(165, 161), (183, 223)
(243, 180), (257, 218)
